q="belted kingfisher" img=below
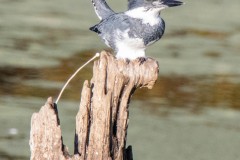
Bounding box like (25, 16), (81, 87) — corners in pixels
(90, 0), (183, 59)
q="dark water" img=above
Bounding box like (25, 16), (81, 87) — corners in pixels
(0, 0), (240, 159)
(1, 51), (239, 109)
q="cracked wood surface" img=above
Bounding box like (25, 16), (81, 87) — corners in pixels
(30, 51), (159, 160)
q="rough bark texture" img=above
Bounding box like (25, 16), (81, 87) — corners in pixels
(30, 51), (159, 160)
(29, 97), (75, 160)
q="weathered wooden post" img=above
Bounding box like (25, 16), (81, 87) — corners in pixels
(30, 51), (159, 160)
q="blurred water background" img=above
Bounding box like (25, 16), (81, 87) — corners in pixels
(0, 0), (240, 159)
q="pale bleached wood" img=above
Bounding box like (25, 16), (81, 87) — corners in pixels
(30, 51), (159, 160)
(75, 80), (91, 160)
(29, 97), (75, 160)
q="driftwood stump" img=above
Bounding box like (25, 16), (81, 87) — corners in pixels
(30, 51), (159, 160)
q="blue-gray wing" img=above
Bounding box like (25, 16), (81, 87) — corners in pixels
(128, 0), (144, 9)
(90, 14), (130, 35)
(91, 0), (115, 20)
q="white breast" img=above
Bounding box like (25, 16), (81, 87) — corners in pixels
(125, 7), (161, 26)
(115, 29), (146, 59)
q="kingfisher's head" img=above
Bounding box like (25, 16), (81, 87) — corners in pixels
(128, 0), (183, 11)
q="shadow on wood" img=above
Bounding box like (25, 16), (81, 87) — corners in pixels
(30, 51), (159, 160)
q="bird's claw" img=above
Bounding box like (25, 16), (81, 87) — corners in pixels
(137, 57), (147, 65)
(125, 58), (130, 64)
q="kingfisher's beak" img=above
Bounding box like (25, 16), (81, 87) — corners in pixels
(162, 0), (183, 7)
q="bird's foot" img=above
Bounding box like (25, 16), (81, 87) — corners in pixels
(137, 57), (147, 65)
(125, 58), (131, 64)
